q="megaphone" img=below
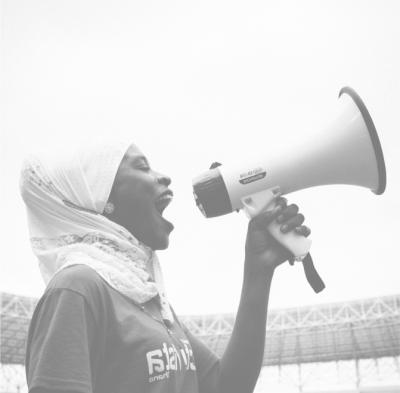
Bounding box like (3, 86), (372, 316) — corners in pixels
(192, 87), (386, 293)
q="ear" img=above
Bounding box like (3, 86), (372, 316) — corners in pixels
(103, 201), (115, 215)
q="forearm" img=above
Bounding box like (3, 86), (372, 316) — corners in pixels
(30, 389), (80, 393)
(218, 264), (274, 393)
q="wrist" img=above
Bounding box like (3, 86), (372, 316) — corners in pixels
(244, 257), (275, 282)
(240, 263), (274, 310)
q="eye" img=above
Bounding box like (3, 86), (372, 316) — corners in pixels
(135, 159), (151, 172)
(138, 165), (150, 172)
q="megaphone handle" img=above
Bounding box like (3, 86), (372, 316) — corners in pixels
(267, 203), (326, 293)
(242, 191), (312, 257)
(241, 190), (325, 293)
(267, 213), (312, 258)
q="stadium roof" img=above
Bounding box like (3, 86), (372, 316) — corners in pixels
(1, 292), (399, 366)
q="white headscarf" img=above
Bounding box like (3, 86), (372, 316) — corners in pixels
(19, 138), (174, 323)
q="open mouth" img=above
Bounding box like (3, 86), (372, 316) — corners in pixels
(154, 190), (173, 215)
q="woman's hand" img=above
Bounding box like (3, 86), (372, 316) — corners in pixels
(244, 197), (311, 277)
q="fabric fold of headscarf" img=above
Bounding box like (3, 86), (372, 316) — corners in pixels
(19, 138), (174, 323)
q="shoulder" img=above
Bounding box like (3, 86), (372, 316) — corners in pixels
(48, 264), (103, 290)
(45, 264), (110, 306)
(36, 264), (114, 325)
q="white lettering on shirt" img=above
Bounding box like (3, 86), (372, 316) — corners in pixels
(146, 349), (164, 375)
(146, 340), (196, 383)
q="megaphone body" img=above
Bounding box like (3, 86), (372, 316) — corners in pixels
(192, 87), (386, 291)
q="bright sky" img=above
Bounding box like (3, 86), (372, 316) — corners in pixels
(1, 0), (399, 315)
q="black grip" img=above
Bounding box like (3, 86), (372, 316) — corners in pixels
(302, 253), (325, 293)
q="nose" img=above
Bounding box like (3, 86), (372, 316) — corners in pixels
(156, 172), (171, 187)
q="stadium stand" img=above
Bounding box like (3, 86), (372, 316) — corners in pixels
(1, 292), (399, 392)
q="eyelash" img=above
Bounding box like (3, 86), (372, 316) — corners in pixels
(138, 165), (150, 172)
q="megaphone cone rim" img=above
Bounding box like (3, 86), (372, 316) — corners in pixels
(339, 86), (387, 194)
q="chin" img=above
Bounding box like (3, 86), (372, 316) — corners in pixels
(142, 233), (170, 251)
(154, 236), (170, 250)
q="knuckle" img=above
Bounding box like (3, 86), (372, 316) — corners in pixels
(297, 213), (305, 222)
(284, 204), (298, 216)
(276, 195), (287, 203)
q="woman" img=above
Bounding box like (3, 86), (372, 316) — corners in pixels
(20, 139), (310, 393)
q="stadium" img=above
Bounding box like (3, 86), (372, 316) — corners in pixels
(1, 291), (399, 393)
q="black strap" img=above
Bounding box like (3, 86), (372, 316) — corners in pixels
(302, 253), (325, 293)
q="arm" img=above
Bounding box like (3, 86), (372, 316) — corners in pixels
(217, 199), (309, 393)
(29, 388), (79, 393)
(217, 264), (273, 393)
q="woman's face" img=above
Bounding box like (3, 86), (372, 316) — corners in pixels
(108, 144), (174, 250)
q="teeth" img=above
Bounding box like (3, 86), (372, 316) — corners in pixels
(158, 194), (172, 203)
(155, 194), (173, 214)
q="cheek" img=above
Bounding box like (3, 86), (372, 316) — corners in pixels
(117, 178), (155, 212)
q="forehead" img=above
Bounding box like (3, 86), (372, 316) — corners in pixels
(122, 144), (146, 163)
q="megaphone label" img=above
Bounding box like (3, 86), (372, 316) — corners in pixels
(239, 168), (266, 185)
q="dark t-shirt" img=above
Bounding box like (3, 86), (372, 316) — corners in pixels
(25, 265), (220, 393)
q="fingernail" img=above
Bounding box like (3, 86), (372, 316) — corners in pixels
(281, 224), (288, 233)
(276, 214), (284, 223)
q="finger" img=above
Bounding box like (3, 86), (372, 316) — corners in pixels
(280, 213), (305, 233)
(249, 204), (284, 229)
(275, 196), (288, 208)
(294, 225), (311, 237)
(276, 204), (299, 224)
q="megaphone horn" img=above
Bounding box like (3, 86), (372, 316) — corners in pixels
(192, 86), (387, 293)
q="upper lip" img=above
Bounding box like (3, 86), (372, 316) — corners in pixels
(154, 189), (174, 214)
(156, 189), (174, 201)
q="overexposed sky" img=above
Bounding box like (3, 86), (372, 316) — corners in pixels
(1, 0), (399, 314)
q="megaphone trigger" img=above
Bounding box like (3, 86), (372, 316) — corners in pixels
(209, 162), (222, 169)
